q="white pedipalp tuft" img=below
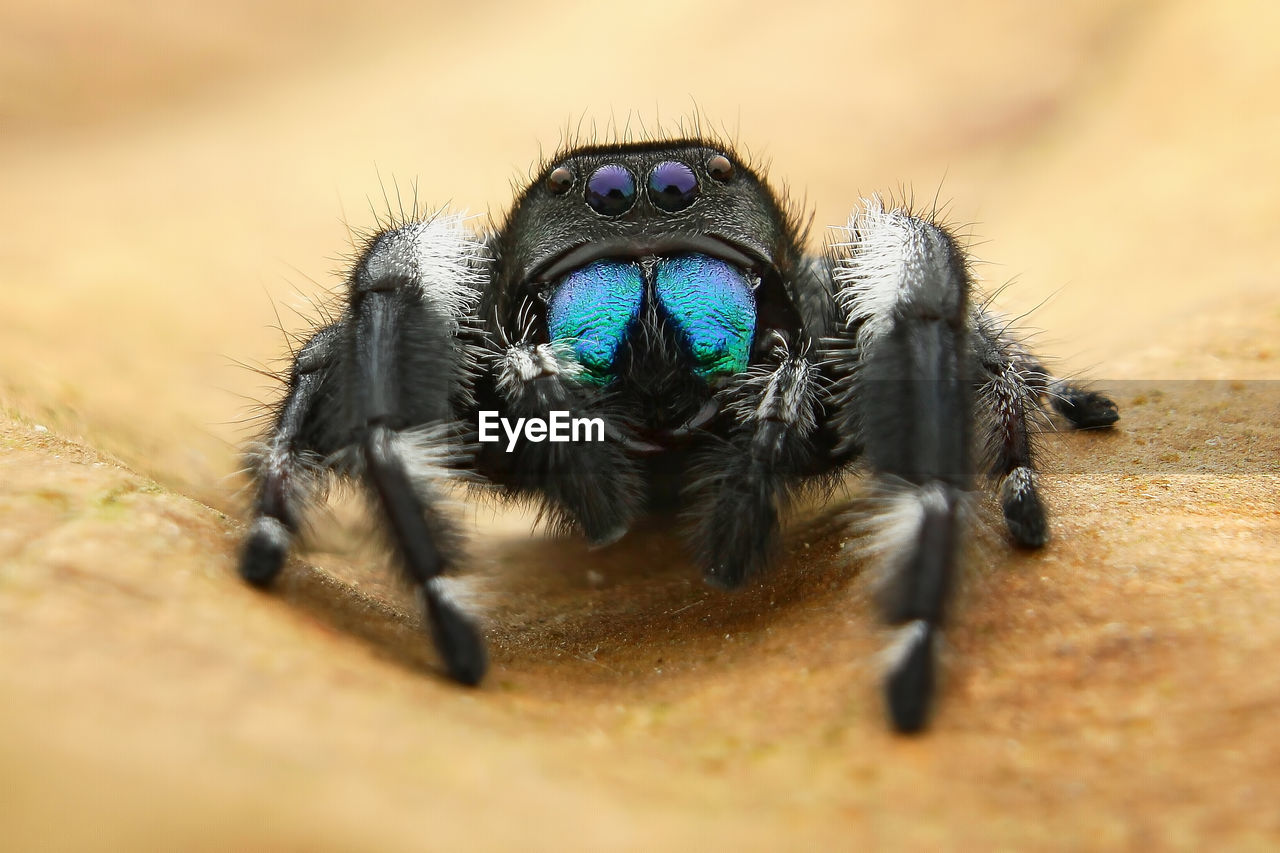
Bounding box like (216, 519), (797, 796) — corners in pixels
(496, 343), (558, 397)
(722, 335), (823, 435)
(494, 340), (585, 401)
(753, 357), (820, 433)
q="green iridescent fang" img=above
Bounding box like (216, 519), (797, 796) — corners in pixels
(546, 260), (644, 385)
(654, 254), (756, 378)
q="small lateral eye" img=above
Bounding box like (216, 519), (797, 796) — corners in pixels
(585, 164), (637, 216)
(706, 154), (734, 182)
(547, 165), (575, 194)
(647, 161), (699, 212)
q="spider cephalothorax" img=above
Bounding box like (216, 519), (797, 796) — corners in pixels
(239, 135), (1118, 732)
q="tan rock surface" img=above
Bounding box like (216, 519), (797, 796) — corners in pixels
(2, 1), (1278, 849)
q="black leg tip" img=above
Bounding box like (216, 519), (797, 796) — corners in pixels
(1006, 516), (1049, 549)
(239, 521), (289, 587)
(1001, 487), (1049, 549)
(425, 588), (488, 686)
(885, 622), (935, 735)
(702, 530), (772, 591)
(1054, 389), (1120, 430)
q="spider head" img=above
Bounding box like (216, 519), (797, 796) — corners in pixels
(486, 139), (810, 388)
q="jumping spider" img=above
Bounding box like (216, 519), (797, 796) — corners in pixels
(240, 136), (1118, 732)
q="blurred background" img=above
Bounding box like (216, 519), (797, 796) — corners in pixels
(1, 0), (1277, 848)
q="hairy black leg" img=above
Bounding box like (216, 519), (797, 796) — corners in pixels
(343, 214), (488, 684)
(361, 425), (485, 684)
(829, 199), (972, 733)
(478, 340), (644, 544)
(973, 320), (1119, 430)
(239, 325), (342, 586)
(688, 338), (821, 588)
(972, 310), (1049, 547)
(1050, 381), (1120, 429)
(971, 309), (1119, 545)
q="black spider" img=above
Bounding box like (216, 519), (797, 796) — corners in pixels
(239, 135), (1119, 733)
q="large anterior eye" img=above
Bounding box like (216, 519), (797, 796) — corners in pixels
(585, 165), (637, 216)
(647, 161), (699, 212)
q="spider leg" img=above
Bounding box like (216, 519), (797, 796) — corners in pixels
(478, 340), (644, 544)
(360, 421), (484, 684)
(240, 324), (343, 586)
(346, 217), (488, 684)
(686, 339), (822, 587)
(1049, 380), (1120, 429)
(241, 213), (489, 685)
(972, 311), (1050, 547)
(971, 315), (1119, 430)
(972, 309), (1119, 546)
(828, 199), (974, 733)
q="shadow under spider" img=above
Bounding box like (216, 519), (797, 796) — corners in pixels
(261, 501), (870, 686)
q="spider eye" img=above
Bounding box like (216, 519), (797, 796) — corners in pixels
(706, 154), (734, 182)
(647, 161), (699, 213)
(546, 165), (574, 194)
(585, 165), (637, 216)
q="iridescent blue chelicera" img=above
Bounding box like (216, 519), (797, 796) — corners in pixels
(654, 254), (756, 379)
(546, 259), (644, 385)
